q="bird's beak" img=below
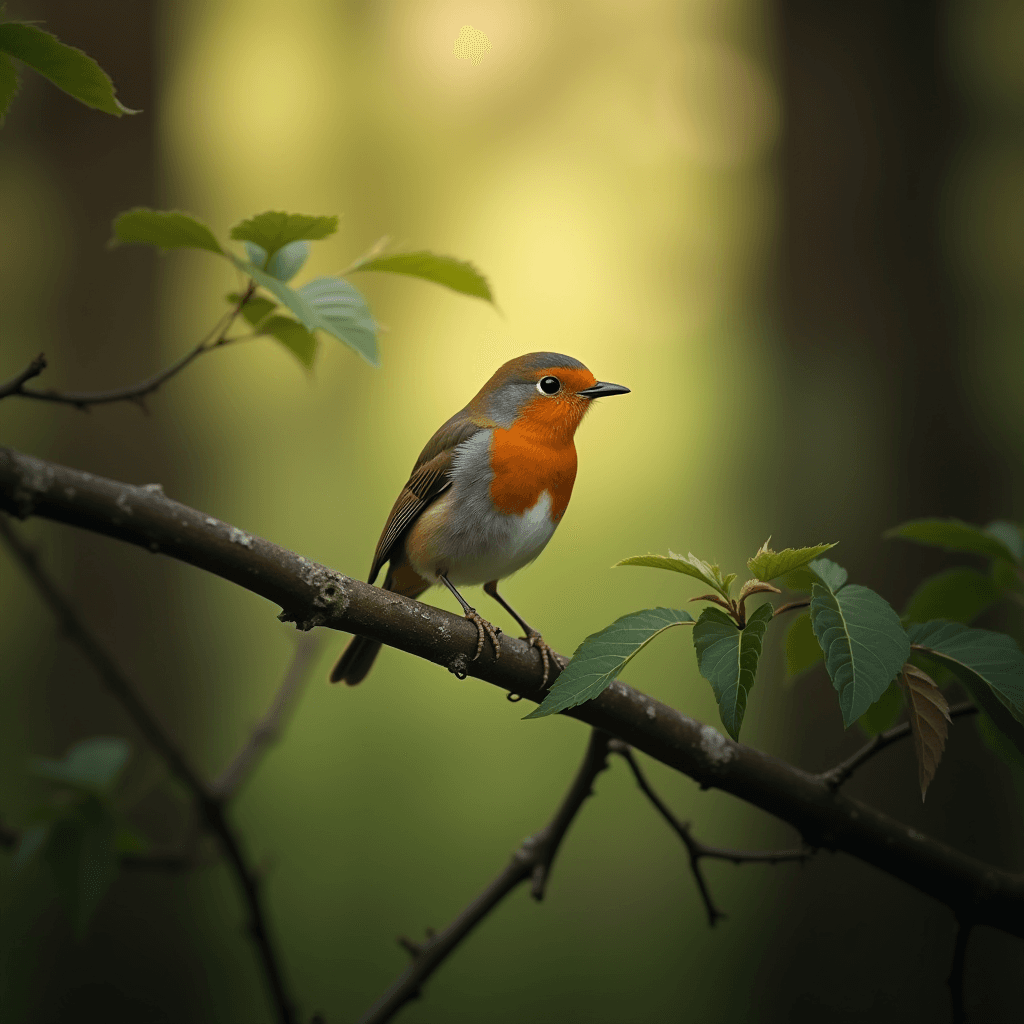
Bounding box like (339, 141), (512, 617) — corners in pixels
(578, 381), (630, 399)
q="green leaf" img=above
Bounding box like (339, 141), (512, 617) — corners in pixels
(616, 551), (736, 600)
(525, 607), (693, 719)
(349, 250), (494, 303)
(230, 212), (337, 263)
(810, 584), (910, 727)
(30, 737), (130, 795)
(985, 520), (1024, 563)
(266, 240), (310, 282)
(747, 540), (838, 582)
(259, 315), (317, 369)
(0, 22), (138, 117)
(785, 612), (823, 681)
(226, 293), (276, 327)
(244, 241), (268, 269)
(783, 557), (849, 594)
(111, 209), (223, 256)
(857, 678), (904, 736)
(692, 601), (773, 740)
(43, 798), (118, 936)
(885, 518), (1022, 564)
(0, 51), (20, 127)
(903, 567), (1002, 625)
(907, 620), (1024, 724)
(231, 256), (379, 365)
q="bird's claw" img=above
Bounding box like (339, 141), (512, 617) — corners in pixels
(464, 609), (501, 662)
(525, 630), (565, 689)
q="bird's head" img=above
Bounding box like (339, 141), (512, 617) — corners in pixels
(470, 352), (629, 443)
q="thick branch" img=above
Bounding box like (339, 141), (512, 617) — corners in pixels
(358, 729), (612, 1024)
(819, 702), (979, 791)
(0, 516), (297, 1024)
(610, 741), (810, 926)
(3, 447), (1024, 940)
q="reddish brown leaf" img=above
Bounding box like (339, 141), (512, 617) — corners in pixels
(736, 578), (782, 603)
(899, 664), (951, 801)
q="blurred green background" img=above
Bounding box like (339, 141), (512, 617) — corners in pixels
(1, 2), (1022, 1021)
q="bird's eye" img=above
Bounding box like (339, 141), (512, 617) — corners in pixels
(537, 376), (561, 395)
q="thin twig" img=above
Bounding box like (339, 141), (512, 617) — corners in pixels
(773, 598), (810, 617)
(609, 741), (810, 927)
(949, 918), (972, 1024)
(0, 353), (48, 401)
(213, 633), (322, 799)
(357, 729), (613, 1024)
(10, 284), (255, 411)
(818, 702), (978, 791)
(0, 517), (297, 1024)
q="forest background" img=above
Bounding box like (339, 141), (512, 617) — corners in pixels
(1, 2), (1022, 1022)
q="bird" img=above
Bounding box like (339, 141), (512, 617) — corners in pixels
(329, 351), (629, 687)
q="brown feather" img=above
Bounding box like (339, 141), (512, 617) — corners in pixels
(367, 411), (485, 584)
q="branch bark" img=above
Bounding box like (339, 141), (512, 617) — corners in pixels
(358, 729), (612, 1024)
(3, 446), (1024, 941)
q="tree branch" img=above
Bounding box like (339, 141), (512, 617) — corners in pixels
(609, 740), (810, 927)
(0, 515), (297, 1024)
(3, 447), (1024, 941)
(0, 353), (47, 400)
(773, 598), (810, 617)
(818, 703), (979, 791)
(357, 729), (612, 1024)
(4, 284), (254, 411)
(213, 633), (322, 799)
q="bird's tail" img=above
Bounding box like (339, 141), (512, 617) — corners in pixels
(329, 561), (429, 685)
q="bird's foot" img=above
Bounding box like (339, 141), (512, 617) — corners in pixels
(465, 609), (502, 662)
(525, 630), (566, 689)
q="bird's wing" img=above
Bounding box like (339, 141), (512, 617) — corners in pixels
(368, 413), (485, 584)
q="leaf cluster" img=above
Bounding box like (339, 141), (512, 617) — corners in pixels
(531, 529), (1024, 802)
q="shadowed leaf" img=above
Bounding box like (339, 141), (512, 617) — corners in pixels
(692, 602), (773, 740)
(786, 557), (849, 594)
(526, 607), (693, 719)
(617, 551), (736, 600)
(811, 584), (909, 726)
(259, 315), (317, 369)
(230, 212), (337, 263)
(785, 612), (822, 682)
(30, 737), (130, 795)
(885, 518), (1022, 565)
(349, 249), (494, 303)
(112, 209), (223, 255)
(858, 678), (904, 736)
(899, 664), (950, 801)
(227, 293), (276, 327)
(0, 22), (137, 117)
(903, 567), (1002, 625)
(747, 540), (838, 582)
(985, 521), (1024, 563)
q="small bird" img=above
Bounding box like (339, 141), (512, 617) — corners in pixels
(330, 352), (629, 686)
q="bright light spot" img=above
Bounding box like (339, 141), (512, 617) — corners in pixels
(454, 25), (492, 66)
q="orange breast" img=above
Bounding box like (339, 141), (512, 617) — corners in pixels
(489, 414), (579, 520)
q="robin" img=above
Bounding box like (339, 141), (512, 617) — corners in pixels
(330, 352), (629, 686)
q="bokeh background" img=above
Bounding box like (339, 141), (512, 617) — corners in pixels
(1, 2), (1022, 1021)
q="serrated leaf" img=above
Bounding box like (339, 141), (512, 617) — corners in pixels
(349, 250), (494, 303)
(898, 664), (950, 801)
(111, 209), (223, 256)
(229, 257), (379, 365)
(907, 620), (1024, 726)
(259, 315), (317, 369)
(230, 212), (337, 263)
(747, 541), (838, 582)
(785, 612), (822, 681)
(525, 608), (693, 719)
(0, 22), (138, 117)
(810, 584), (910, 726)
(266, 239), (310, 282)
(0, 51), (20, 127)
(43, 798), (118, 936)
(885, 518), (1022, 565)
(692, 602), (773, 740)
(858, 678), (903, 736)
(903, 567), (1002, 625)
(617, 552), (736, 600)
(226, 293), (276, 327)
(30, 737), (130, 795)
